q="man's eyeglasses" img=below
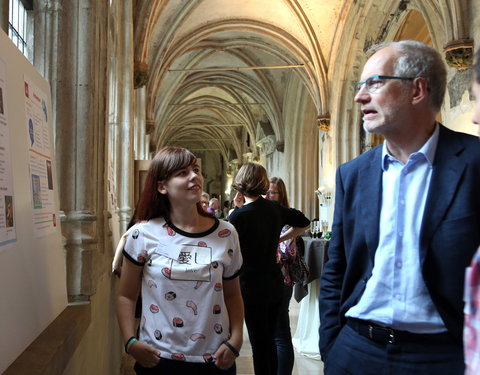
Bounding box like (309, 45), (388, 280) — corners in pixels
(354, 75), (415, 93)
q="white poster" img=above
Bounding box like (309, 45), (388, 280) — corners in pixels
(24, 75), (58, 237)
(0, 58), (17, 249)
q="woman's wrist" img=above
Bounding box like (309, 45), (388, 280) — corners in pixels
(125, 336), (138, 353)
(222, 340), (240, 357)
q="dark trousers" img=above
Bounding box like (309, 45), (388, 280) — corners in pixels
(274, 284), (294, 375)
(134, 359), (236, 375)
(324, 324), (464, 375)
(244, 297), (282, 375)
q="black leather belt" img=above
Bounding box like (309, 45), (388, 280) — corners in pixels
(346, 318), (453, 345)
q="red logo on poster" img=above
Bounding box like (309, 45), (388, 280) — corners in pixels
(24, 82), (29, 98)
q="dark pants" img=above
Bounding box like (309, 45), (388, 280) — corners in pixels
(244, 297), (282, 375)
(324, 324), (464, 375)
(134, 359), (236, 375)
(274, 284), (294, 375)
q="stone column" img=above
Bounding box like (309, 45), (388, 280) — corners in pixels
(112, 0), (134, 232)
(35, 0), (108, 300)
(134, 87), (146, 159)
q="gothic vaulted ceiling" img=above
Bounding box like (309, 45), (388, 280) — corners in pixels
(133, 0), (342, 165)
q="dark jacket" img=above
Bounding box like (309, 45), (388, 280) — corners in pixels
(319, 125), (480, 360)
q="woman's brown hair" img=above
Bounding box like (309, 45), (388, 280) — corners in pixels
(135, 147), (210, 221)
(231, 162), (269, 197)
(270, 177), (290, 208)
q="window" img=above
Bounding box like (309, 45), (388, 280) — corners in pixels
(8, 0), (33, 61)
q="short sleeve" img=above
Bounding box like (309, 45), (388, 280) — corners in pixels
(222, 226), (243, 280)
(123, 225), (149, 266)
(284, 207), (310, 228)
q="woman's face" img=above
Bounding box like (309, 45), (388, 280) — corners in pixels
(157, 163), (203, 206)
(266, 183), (279, 201)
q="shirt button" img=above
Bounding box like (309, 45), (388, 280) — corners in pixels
(396, 262), (402, 268)
(398, 231), (403, 237)
(395, 294), (402, 300)
(400, 199), (405, 205)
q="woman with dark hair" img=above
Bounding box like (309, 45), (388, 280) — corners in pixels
(266, 177), (300, 375)
(463, 48), (480, 375)
(116, 147), (243, 375)
(228, 163), (310, 375)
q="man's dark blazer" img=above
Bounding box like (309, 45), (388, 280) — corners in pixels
(319, 124), (480, 360)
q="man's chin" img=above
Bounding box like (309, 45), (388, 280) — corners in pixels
(363, 121), (378, 133)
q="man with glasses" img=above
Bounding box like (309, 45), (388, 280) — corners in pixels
(319, 40), (480, 374)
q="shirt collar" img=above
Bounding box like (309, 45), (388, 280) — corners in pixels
(381, 123), (439, 170)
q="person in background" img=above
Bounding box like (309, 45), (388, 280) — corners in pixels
(200, 192), (210, 213)
(208, 197), (222, 218)
(116, 147), (243, 374)
(266, 177), (303, 375)
(222, 200), (230, 220)
(463, 47), (480, 375)
(229, 163), (310, 375)
(319, 40), (480, 375)
(227, 192), (244, 220)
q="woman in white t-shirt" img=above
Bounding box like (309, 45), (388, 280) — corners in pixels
(116, 147), (243, 375)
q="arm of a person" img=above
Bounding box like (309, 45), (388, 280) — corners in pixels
(112, 227), (135, 276)
(318, 167), (347, 361)
(213, 276), (244, 369)
(279, 224), (310, 243)
(116, 258), (161, 367)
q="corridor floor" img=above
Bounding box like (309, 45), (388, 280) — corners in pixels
(121, 298), (324, 374)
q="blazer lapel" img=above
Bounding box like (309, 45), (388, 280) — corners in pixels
(359, 147), (383, 260)
(420, 126), (466, 260)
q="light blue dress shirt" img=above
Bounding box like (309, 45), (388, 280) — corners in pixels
(346, 124), (447, 333)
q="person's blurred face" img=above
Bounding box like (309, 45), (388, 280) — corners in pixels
(210, 200), (219, 210)
(472, 80), (480, 138)
(233, 192), (244, 207)
(266, 183), (279, 201)
(200, 196), (209, 212)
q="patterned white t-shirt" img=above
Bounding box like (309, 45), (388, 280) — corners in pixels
(124, 217), (242, 363)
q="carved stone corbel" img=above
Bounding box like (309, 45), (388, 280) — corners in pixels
(134, 61), (149, 88)
(443, 39), (474, 71)
(145, 119), (155, 135)
(316, 114), (331, 132)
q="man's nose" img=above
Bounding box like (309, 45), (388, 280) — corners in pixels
(354, 85), (370, 103)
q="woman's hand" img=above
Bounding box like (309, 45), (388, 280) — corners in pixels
(128, 340), (161, 368)
(213, 341), (237, 370)
(233, 192), (244, 208)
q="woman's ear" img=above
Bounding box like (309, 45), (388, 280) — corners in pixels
(157, 181), (167, 195)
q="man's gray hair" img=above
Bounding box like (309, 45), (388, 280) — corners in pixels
(368, 40), (446, 112)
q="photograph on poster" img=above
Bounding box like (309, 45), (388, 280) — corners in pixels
(46, 159), (53, 190)
(5, 195), (13, 227)
(0, 87), (4, 115)
(31, 174), (42, 209)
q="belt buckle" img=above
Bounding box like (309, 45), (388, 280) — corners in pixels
(368, 324), (395, 344)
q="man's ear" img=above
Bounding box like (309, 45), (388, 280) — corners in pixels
(411, 77), (429, 105)
(157, 181), (167, 195)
